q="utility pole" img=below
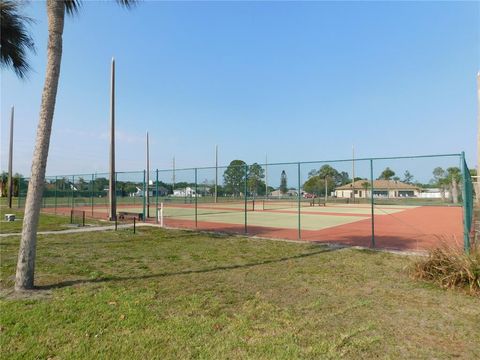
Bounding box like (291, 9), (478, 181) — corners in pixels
(109, 58), (116, 221)
(146, 131), (150, 218)
(215, 145), (218, 203)
(7, 106), (14, 208)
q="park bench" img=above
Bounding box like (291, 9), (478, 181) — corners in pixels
(117, 211), (143, 221)
(310, 199), (326, 207)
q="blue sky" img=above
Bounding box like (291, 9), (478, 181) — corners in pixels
(1, 1), (479, 180)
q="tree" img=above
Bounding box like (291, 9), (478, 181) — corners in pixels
(223, 160), (247, 196)
(446, 167), (461, 204)
(247, 163), (265, 196)
(280, 170), (288, 194)
(378, 167), (395, 180)
(361, 181), (370, 199)
(432, 167), (448, 201)
(14, 0), (137, 291)
(403, 170), (414, 184)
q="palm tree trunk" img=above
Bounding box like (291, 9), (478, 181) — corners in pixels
(451, 179), (459, 204)
(15, 0), (65, 291)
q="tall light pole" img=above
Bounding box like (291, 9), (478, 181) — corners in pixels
(146, 131), (150, 218)
(109, 58), (116, 221)
(215, 145), (218, 203)
(8, 106), (14, 208)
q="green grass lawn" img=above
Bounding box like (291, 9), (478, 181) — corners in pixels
(0, 207), (107, 234)
(1, 227), (479, 359)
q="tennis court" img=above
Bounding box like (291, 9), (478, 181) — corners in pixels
(43, 199), (463, 252)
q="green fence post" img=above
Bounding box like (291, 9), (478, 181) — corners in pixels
(195, 168), (198, 228)
(155, 169), (159, 224)
(91, 173), (94, 216)
(71, 175), (75, 209)
(370, 159), (375, 248)
(54, 176), (57, 214)
(143, 170), (146, 222)
(298, 162), (301, 240)
(460, 152), (470, 253)
(17, 177), (22, 208)
(244, 164), (248, 234)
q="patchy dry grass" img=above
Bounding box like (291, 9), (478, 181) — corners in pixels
(411, 245), (480, 295)
(0, 206), (106, 234)
(1, 227), (479, 359)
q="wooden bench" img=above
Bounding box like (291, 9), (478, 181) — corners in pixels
(118, 211), (143, 221)
(310, 199), (326, 207)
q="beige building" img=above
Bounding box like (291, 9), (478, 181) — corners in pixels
(335, 180), (420, 199)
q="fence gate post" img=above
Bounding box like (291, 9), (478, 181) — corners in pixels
(370, 159), (375, 248)
(142, 170), (146, 222)
(155, 169), (159, 224)
(298, 162), (301, 240)
(244, 164), (248, 234)
(54, 176), (57, 214)
(195, 168), (198, 228)
(460, 152), (470, 253)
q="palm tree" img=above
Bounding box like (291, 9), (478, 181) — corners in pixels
(0, 0), (35, 78)
(446, 167), (461, 204)
(361, 181), (370, 200)
(14, 0), (136, 291)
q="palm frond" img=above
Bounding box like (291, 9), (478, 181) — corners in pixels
(116, 0), (138, 8)
(64, 0), (81, 16)
(0, 0), (35, 79)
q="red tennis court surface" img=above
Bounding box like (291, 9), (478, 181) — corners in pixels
(43, 204), (463, 252)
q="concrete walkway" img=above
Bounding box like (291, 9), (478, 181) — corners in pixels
(0, 223), (157, 237)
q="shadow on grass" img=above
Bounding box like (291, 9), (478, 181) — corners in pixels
(36, 247), (339, 290)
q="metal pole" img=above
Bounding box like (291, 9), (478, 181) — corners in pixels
(352, 145), (355, 204)
(477, 72), (480, 204)
(265, 154), (268, 199)
(109, 58), (117, 221)
(143, 170), (146, 222)
(71, 175), (75, 209)
(146, 131), (150, 218)
(244, 164), (248, 233)
(215, 145), (218, 203)
(298, 163), (301, 240)
(17, 177), (21, 208)
(8, 106), (14, 208)
(172, 156), (176, 190)
(195, 168), (198, 228)
(54, 176), (58, 214)
(91, 173), (94, 216)
(324, 176), (328, 205)
(155, 169), (159, 224)
(460, 152), (470, 252)
(370, 159), (375, 247)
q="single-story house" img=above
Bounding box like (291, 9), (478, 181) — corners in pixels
(335, 180), (420, 199)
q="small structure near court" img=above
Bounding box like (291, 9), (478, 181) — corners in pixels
(4, 213), (15, 221)
(335, 180), (420, 199)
